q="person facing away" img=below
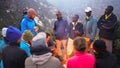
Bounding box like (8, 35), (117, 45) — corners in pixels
(25, 45), (62, 68)
(67, 14), (84, 58)
(2, 26), (27, 68)
(20, 8), (39, 36)
(54, 11), (68, 61)
(67, 37), (95, 68)
(83, 7), (97, 52)
(20, 30), (33, 57)
(93, 40), (118, 68)
(97, 5), (117, 53)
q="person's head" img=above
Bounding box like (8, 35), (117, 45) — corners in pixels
(93, 40), (106, 53)
(32, 32), (47, 47)
(72, 14), (79, 23)
(73, 37), (86, 53)
(56, 11), (62, 20)
(23, 7), (28, 15)
(85, 7), (92, 17)
(46, 32), (51, 43)
(22, 30), (33, 45)
(6, 26), (22, 45)
(105, 5), (114, 15)
(27, 8), (36, 19)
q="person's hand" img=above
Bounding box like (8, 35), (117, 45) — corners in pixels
(75, 30), (80, 35)
(34, 26), (39, 32)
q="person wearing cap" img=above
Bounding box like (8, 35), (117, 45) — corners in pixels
(20, 8), (39, 36)
(2, 26), (27, 68)
(83, 7), (97, 52)
(67, 14), (84, 58)
(93, 40), (118, 68)
(97, 5), (117, 53)
(66, 37), (95, 68)
(25, 42), (62, 68)
(20, 30), (33, 57)
(54, 11), (68, 61)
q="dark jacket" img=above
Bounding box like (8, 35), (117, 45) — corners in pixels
(68, 22), (84, 39)
(54, 19), (68, 40)
(95, 51), (118, 68)
(2, 43), (27, 68)
(97, 13), (117, 40)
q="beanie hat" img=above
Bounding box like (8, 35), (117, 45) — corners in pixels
(6, 26), (22, 43)
(2, 27), (8, 37)
(22, 30), (33, 41)
(93, 40), (106, 52)
(32, 32), (47, 47)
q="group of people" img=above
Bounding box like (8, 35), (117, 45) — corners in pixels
(0, 5), (118, 68)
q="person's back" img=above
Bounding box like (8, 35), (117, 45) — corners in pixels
(93, 40), (118, 68)
(2, 26), (27, 68)
(25, 53), (62, 68)
(2, 45), (27, 68)
(25, 46), (62, 68)
(95, 52), (118, 68)
(67, 37), (95, 68)
(67, 52), (95, 68)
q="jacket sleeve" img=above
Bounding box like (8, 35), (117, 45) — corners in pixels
(78, 23), (84, 36)
(102, 15), (117, 29)
(97, 16), (104, 29)
(20, 19), (28, 33)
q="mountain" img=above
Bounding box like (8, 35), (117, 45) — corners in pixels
(0, 0), (58, 31)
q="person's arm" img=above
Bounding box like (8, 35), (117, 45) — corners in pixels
(91, 19), (97, 40)
(20, 20), (28, 33)
(102, 15), (117, 29)
(76, 23), (84, 36)
(97, 16), (104, 29)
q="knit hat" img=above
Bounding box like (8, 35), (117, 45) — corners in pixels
(93, 40), (106, 52)
(85, 7), (92, 12)
(6, 26), (22, 43)
(22, 30), (33, 41)
(32, 32), (47, 47)
(2, 27), (8, 37)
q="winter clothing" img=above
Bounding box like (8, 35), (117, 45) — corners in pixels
(84, 16), (97, 40)
(6, 26), (22, 43)
(54, 19), (68, 40)
(2, 45), (27, 68)
(20, 15), (37, 36)
(67, 51), (95, 68)
(32, 32), (47, 47)
(95, 51), (118, 68)
(22, 30), (33, 41)
(20, 40), (31, 57)
(97, 13), (117, 40)
(25, 46), (62, 68)
(68, 22), (84, 39)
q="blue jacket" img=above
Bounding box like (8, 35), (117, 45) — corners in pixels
(0, 38), (8, 54)
(54, 19), (68, 40)
(20, 15), (37, 36)
(97, 13), (117, 40)
(68, 22), (84, 39)
(20, 40), (31, 57)
(84, 16), (97, 40)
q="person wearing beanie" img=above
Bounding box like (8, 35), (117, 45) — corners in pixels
(67, 37), (95, 68)
(93, 40), (118, 68)
(25, 45), (62, 68)
(20, 30), (33, 57)
(2, 26), (27, 68)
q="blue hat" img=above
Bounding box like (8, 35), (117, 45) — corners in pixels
(6, 26), (22, 43)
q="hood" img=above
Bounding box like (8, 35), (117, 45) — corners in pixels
(31, 52), (52, 65)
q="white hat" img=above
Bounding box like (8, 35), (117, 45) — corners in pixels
(85, 7), (92, 12)
(2, 27), (8, 37)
